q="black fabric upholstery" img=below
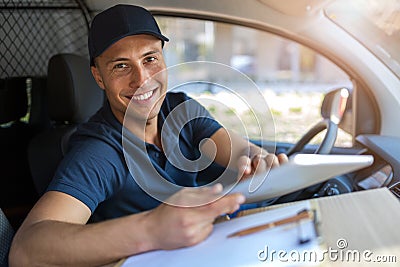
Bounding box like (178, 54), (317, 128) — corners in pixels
(0, 77), (38, 228)
(28, 126), (78, 195)
(0, 208), (14, 267)
(0, 78), (27, 124)
(27, 77), (51, 133)
(28, 53), (104, 195)
(47, 53), (104, 123)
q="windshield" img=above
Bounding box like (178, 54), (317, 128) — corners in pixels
(326, 0), (400, 78)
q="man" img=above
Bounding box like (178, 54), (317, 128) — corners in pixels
(10, 4), (287, 267)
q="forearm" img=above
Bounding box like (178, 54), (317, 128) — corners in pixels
(206, 128), (267, 170)
(10, 211), (154, 267)
(243, 142), (268, 158)
(227, 138), (268, 171)
(204, 127), (288, 180)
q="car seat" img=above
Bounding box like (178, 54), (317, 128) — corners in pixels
(0, 208), (14, 267)
(28, 53), (104, 196)
(0, 77), (38, 227)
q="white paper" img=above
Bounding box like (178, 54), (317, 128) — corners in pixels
(121, 201), (322, 267)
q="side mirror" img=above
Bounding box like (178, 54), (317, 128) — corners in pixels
(321, 87), (351, 125)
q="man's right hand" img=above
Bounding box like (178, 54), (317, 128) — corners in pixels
(145, 184), (245, 250)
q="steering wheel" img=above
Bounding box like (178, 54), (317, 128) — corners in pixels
(285, 118), (338, 157)
(286, 87), (350, 157)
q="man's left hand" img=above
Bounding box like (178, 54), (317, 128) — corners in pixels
(237, 153), (288, 180)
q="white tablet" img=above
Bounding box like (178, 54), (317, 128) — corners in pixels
(224, 154), (374, 203)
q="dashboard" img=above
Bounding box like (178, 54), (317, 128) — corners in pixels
(355, 134), (400, 198)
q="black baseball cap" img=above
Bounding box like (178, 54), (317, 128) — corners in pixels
(88, 4), (169, 66)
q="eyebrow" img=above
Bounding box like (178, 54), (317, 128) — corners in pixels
(142, 50), (160, 58)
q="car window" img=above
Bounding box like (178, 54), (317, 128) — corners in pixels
(156, 16), (353, 147)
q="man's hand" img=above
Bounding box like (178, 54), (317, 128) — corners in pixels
(145, 184), (245, 250)
(237, 153), (288, 180)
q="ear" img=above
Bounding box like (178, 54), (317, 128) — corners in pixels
(91, 66), (105, 90)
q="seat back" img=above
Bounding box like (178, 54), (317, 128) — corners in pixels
(0, 208), (14, 267)
(28, 53), (104, 195)
(0, 77), (38, 224)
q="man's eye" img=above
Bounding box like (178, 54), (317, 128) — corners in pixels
(114, 63), (128, 69)
(145, 56), (157, 63)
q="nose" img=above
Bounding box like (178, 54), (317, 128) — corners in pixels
(129, 64), (150, 89)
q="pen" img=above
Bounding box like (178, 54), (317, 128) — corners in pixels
(227, 209), (314, 238)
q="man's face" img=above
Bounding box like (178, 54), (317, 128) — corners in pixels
(91, 34), (167, 124)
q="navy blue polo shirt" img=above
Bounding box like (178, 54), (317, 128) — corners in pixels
(47, 92), (232, 221)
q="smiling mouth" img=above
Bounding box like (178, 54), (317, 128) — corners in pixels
(130, 89), (154, 101)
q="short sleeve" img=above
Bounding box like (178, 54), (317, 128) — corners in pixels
(184, 95), (222, 146)
(160, 92), (222, 147)
(47, 138), (126, 213)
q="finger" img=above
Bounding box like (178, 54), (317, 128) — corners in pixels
(181, 193), (244, 227)
(184, 183), (222, 195)
(209, 183), (223, 194)
(237, 155), (252, 176)
(181, 221), (214, 247)
(277, 153), (289, 164)
(251, 155), (267, 174)
(265, 154), (279, 169)
(192, 223), (214, 245)
(167, 184), (224, 207)
(206, 193), (245, 217)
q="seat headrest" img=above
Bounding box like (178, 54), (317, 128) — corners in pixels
(0, 77), (28, 124)
(46, 53), (104, 123)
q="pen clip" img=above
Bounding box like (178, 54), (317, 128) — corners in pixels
(297, 209), (311, 244)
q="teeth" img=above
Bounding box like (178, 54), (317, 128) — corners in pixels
(132, 90), (153, 101)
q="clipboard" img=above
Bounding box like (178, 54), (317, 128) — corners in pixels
(120, 201), (322, 267)
(223, 154), (374, 203)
